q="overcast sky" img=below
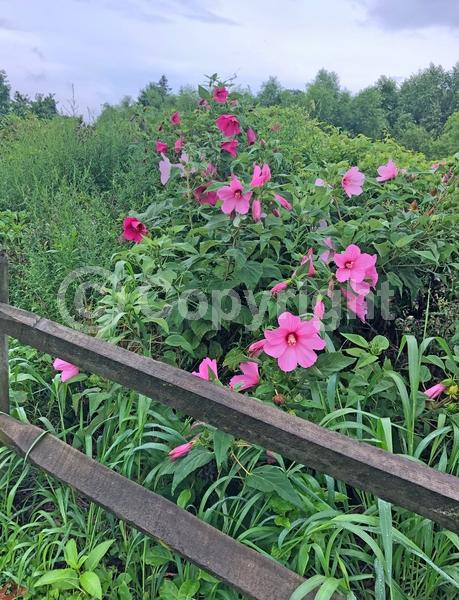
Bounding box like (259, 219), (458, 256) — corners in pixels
(0, 0), (458, 116)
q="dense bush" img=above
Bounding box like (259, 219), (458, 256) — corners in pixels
(0, 78), (458, 599)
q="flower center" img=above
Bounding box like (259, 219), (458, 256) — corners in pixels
(345, 260), (354, 269)
(287, 333), (297, 346)
(234, 190), (242, 199)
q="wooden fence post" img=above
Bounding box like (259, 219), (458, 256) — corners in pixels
(0, 252), (9, 413)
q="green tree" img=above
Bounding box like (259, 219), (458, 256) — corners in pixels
(305, 69), (348, 127)
(399, 63), (457, 135)
(374, 75), (399, 128)
(11, 91), (32, 117)
(348, 88), (387, 138)
(138, 74), (172, 109)
(257, 76), (283, 106)
(0, 70), (10, 115)
(31, 93), (57, 118)
(434, 111), (459, 156)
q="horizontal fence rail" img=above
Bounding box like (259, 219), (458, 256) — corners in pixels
(0, 414), (313, 600)
(1, 302), (459, 533)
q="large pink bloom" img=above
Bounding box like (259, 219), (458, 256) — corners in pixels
(246, 127), (257, 145)
(377, 160), (398, 182)
(122, 217), (148, 243)
(263, 312), (326, 372)
(53, 358), (79, 382)
(217, 176), (252, 215)
(192, 357), (218, 381)
(213, 86), (229, 103)
(215, 114), (241, 136)
(250, 163), (271, 187)
(220, 139), (239, 158)
(169, 441), (193, 460)
(193, 184), (218, 206)
(341, 166), (365, 198)
(155, 140), (168, 153)
(230, 361), (260, 391)
(334, 244), (376, 286)
(424, 383), (446, 399)
(170, 111), (181, 125)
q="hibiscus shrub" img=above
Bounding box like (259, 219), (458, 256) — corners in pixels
(3, 77), (459, 599)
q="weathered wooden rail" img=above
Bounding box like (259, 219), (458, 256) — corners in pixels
(1, 252), (459, 599)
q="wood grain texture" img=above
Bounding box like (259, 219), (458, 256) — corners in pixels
(1, 303), (459, 532)
(0, 414), (312, 600)
(0, 255), (8, 414)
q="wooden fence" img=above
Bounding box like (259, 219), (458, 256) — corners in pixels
(1, 252), (459, 600)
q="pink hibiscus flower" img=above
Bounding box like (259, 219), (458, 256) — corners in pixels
(169, 441), (193, 460)
(315, 178), (325, 187)
(229, 361), (260, 391)
(424, 383), (446, 399)
(155, 140), (168, 153)
(319, 237), (335, 264)
(248, 339), (265, 358)
(122, 217), (148, 243)
(334, 244), (376, 285)
(263, 311), (326, 372)
(215, 114), (241, 137)
(159, 153), (172, 185)
(170, 111), (181, 125)
(193, 184), (218, 206)
(377, 159), (398, 182)
(250, 163), (271, 187)
(313, 298), (325, 320)
(270, 281), (289, 296)
(342, 166), (365, 198)
(203, 162), (217, 177)
(300, 248), (316, 277)
(274, 194), (292, 211)
(341, 289), (368, 322)
(252, 199), (262, 222)
(213, 86), (229, 103)
(246, 127), (257, 145)
(217, 176), (252, 215)
(174, 138), (184, 152)
(198, 98), (210, 109)
(220, 139), (239, 158)
(53, 358), (79, 382)
(192, 357), (218, 381)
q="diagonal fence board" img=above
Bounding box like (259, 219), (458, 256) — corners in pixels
(0, 414), (315, 600)
(1, 303), (459, 533)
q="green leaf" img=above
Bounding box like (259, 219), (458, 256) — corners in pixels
(160, 579), (179, 600)
(165, 334), (195, 357)
(198, 85), (211, 101)
(83, 540), (114, 571)
(178, 580), (200, 600)
(145, 544), (173, 567)
(80, 571), (102, 600)
(177, 488), (192, 509)
(64, 539), (79, 569)
(172, 449), (213, 493)
(213, 430), (234, 469)
(314, 352), (356, 375)
(232, 261), (263, 288)
(341, 333), (369, 348)
(370, 335), (390, 355)
(246, 466), (303, 508)
(35, 569), (79, 587)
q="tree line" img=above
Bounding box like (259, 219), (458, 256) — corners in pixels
(1, 63), (457, 157)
